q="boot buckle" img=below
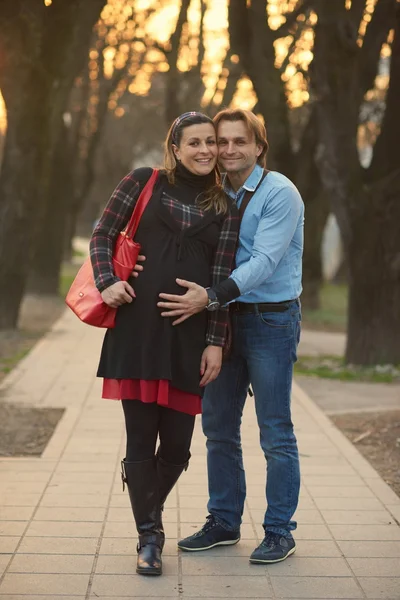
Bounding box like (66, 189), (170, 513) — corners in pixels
(121, 460), (127, 492)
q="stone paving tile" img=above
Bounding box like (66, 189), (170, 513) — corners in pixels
(90, 573), (179, 596)
(337, 540), (400, 558)
(50, 471), (114, 484)
(8, 553), (94, 573)
(358, 577), (400, 599)
(55, 462), (116, 473)
(89, 597), (177, 600)
(0, 482), (47, 494)
(0, 554), (11, 576)
(0, 523), (27, 536)
(39, 492), (109, 508)
(16, 536), (98, 555)
(320, 509), (395, 525)
(330, 524), (400, 541)
(303, 475), (367, 487)
(0, 472), (51, 483)
(33, 506), (106, 522)
(181, 575), (273, 597)
(314, 497), (387, 511)
(24, 520), (102, 537)
(306, 486), (376, 498)
(45, 482), (111, 495)
(265, 556), (352, 577)
(347, 557), (400, 577)
(0, 538), (20, 554)
(95, 554), (178, 575)
(0, 508), (35, 521)
(294, 540), (342, 557)
(181, 555), (267, 576)
(0, 460), (56, 472)
(270, 575), (364, 598)
(0, 494), (42, 507)
(291, 523), (333, 540)
(0, 573), (90, 595)
(0, 597), (85, 600)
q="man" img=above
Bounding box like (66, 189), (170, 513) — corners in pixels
(158, 109), (304, 564)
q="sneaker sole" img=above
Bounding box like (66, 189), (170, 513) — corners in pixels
(178, 537), (240, 552)
(249, 546), (296, 564)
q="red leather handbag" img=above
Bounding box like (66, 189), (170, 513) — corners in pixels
(65, 169), (159, 328)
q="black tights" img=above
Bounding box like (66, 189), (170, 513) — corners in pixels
(122, 400), (195, 464)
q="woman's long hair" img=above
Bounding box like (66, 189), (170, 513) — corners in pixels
(164, 112), (228, 215)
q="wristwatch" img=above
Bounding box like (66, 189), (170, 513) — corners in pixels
(205, 288), (220, 312)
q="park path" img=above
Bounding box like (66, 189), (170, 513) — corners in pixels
(0, 309), (399, 599)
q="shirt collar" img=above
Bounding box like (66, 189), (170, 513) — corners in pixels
(223, 163), (264, 198)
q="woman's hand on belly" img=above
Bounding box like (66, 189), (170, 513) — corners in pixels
(199, 345), (223, 387)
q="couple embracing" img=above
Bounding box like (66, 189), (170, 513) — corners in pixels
(90, 108), (304, 576)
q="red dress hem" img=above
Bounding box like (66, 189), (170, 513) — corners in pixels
(102, 378), (202, 416)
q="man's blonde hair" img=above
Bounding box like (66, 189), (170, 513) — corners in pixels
(213, 108), (269, 168)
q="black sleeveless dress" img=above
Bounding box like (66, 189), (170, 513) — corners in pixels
(96, 166), (230, 400)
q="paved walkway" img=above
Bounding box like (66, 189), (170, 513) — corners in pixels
(0, 311), (399, 599)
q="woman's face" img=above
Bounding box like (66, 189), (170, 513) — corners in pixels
(173, 123), (218, 176)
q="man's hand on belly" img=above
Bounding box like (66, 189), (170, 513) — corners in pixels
(158, 278), (208, 325)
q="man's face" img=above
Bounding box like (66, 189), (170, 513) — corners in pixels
(217, 119), (262, 176)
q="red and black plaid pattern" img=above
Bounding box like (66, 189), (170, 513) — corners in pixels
(90, 171), (239, 347)
(90, 171), (140, 293)
(162, 192), (205, 228)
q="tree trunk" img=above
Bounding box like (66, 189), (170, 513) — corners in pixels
(27, 122), (74, 295)
(0, 0), (105, 327)
(0, 46), (50, 328)
(312, 0), (400, 364)
(294, 109), (329, 310)
(228, 0), (295, 176)
(346, 180), (400, 364)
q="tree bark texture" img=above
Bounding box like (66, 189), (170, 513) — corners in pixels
(228, 0), (294, 177)
(0, 0), (105, 326)
(312, 0), (400, 364)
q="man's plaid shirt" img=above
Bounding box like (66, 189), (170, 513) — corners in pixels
(90, 170), (239, 347)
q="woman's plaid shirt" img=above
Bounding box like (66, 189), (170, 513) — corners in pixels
(90, 170), (239, 347)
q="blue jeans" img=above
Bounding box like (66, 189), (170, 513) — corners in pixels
(202, 300), (301, 537)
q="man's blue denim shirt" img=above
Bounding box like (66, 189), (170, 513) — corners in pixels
(224, 164), (304, 303)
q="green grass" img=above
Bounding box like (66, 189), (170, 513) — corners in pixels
(295, 355), (400, 383)
(59, 262), (80, 298)
(73, 248), (86, 258)
(0, 348), (31, 377)
(301, 283), (348, 332)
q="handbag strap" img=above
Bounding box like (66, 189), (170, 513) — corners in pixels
(125, 168), (159, 238)
(238, 169), (269, 225)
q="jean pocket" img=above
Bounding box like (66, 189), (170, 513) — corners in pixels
(259, 312), (291, 328)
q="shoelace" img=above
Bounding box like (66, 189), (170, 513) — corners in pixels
(193, 515), (217, 538)
(261, 531), (280, 549)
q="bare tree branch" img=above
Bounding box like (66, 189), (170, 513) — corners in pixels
(273, 0), (314, 39)
(359, 0), (396, 94)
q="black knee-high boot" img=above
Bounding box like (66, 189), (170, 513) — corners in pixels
(157, 451), (191, 508)
(121, 458), (164, 576)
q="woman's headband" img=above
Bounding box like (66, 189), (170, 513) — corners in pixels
(171, 111), (209, 144)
